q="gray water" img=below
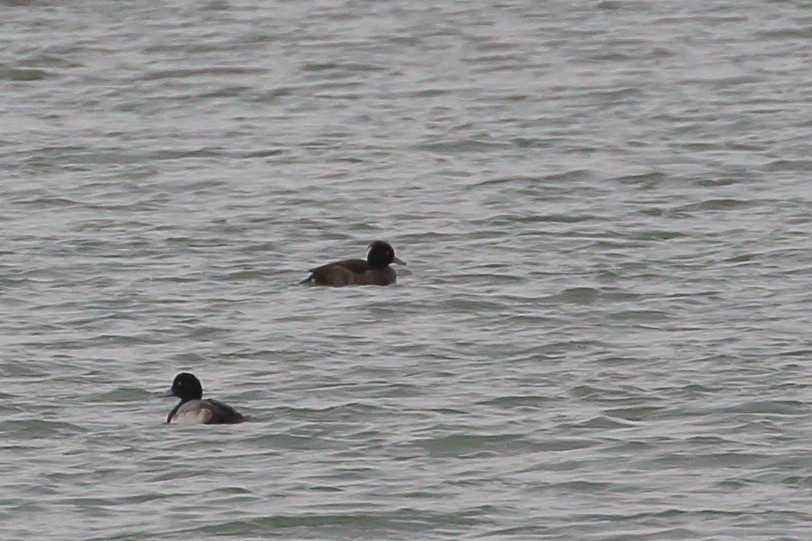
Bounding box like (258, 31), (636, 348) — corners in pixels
(2, 0), (811, 539)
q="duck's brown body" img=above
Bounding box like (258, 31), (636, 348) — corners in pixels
(167, 398), (245, 424)
(305, 259), (398, 286)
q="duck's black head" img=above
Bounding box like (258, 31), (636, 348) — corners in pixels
(366, 241), (406, 269)
(170, 372), (204, 402)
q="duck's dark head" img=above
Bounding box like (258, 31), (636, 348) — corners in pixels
(367, 241), (406, 268)
(169, 372), (204, 402)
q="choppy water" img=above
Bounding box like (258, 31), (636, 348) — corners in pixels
(2, 0), (812, 539)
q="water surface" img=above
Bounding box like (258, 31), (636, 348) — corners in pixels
(1, 0), (811, 539)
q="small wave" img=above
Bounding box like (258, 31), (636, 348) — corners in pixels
(0, 66), (49, 81)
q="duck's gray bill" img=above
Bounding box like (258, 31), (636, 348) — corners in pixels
(394, 257), (406, 265)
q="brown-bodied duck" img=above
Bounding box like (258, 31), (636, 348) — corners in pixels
(164, 372), (245, 424)
(301, 241), (406, 286)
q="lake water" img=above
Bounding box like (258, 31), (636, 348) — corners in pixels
(1, 1), (811, 539)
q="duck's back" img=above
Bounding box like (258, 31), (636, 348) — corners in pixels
(304, 259), (397, 286)
(168, 399), (245, 424)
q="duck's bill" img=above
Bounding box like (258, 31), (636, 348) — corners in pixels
(394, 257), (406, 265)
(161, 388), (176, 398)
